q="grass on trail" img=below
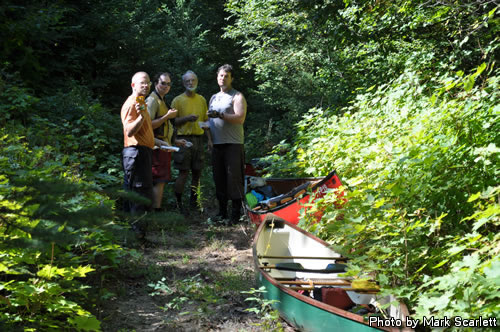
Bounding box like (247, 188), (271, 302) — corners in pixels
(96, 207), (291, 332)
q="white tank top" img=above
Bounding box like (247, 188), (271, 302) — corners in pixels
(208, 89), (244, 144)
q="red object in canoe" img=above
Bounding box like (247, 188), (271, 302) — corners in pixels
(245, 171), (344, 226)
(244, 163), (259, 177)
(244, 160), (267, 177)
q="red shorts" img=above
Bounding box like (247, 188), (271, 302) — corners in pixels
(152, 149), (171, 183)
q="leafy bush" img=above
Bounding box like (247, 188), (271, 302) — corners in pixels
(0, 80), (131, 330)
(225, 0), (499, 161)
(267, 64), (499, 323)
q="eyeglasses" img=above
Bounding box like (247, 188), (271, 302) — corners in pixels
(160, 81), (172, 87)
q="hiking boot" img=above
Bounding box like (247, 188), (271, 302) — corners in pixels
(230, 199), (242, 225)
(211, 199), (226, 221)
(214, 211), (228, 221)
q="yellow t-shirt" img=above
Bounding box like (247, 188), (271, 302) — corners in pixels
(171, 93), (208, 136)
(146, 92), (174, 145)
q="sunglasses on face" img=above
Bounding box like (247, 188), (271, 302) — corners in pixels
(160, 81), (172, 87)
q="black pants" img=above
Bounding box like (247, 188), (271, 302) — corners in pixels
(212, 144), (245, 201)
(122, 146), (153, 214)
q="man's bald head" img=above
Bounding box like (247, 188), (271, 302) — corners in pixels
(131, 72), (151, 96)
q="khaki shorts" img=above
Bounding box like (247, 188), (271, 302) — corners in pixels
(173, 135), (204, 171)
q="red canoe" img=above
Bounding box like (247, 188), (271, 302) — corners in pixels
(244, 170), (344, 225)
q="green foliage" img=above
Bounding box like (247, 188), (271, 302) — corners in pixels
(0, 75), (132, 329)
(0, 0), (243, 106)
(1, 0), (498, 328)
(242, 286), (283, 331)
(225, 0), (499, 157)
(268, 63), (499, 322)
(0, 2), (71, 87)
(0, 0), (247, 329)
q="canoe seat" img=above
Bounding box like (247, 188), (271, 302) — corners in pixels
(271, 262), (347, 273)
(276, 262), (304, 270)
(325, 263), (348, 273)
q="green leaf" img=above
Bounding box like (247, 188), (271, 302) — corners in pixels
(433, 259), (449, 269)
(483, 259), (500, 286)
(68, 315), (101, 331)
(464, 76), (475, 92)
(447, 245), (466, 256)
(433, 293), (452, 311)
(467, 192), (482, 202)
(37, 265), (62, 279)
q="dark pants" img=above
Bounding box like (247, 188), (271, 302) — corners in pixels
(212, 144), (245, 201)
(122, 146), (153, 215)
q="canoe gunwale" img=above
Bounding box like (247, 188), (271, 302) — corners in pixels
(252, 220), (411, 332)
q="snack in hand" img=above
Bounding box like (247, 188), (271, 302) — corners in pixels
(136, 96), (146, 111)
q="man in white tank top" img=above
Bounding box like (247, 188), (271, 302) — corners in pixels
(208, 64), (247, 224)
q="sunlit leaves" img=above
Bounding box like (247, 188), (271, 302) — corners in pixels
(37, 265), (95, 280)
(483, 259), (500, 286)
(0, 83), (127, 330)
(270, 60), (499, 320)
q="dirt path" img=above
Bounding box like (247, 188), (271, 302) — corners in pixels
(98, 211), (292, 331)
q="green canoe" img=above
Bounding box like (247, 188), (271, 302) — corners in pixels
(253, 219), (412, 332)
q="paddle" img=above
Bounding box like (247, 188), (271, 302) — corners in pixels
(279, 279), (380, 292)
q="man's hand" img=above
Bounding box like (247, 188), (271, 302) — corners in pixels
(207, 110), (224, 119)
(187, 114), (198, 122)
(155, 138), (168, 147)
(176, 139), (188, 147)
(134, 102), (145, 116)
(174, 114), (199, 126)
(166, 108), (178, 119)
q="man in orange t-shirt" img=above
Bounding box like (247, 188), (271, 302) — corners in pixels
(121, 72), (155, 237)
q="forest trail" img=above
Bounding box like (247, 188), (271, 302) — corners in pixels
(98, 213), (292, 331)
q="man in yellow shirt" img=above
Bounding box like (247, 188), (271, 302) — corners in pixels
(172, 70), (209, 215)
